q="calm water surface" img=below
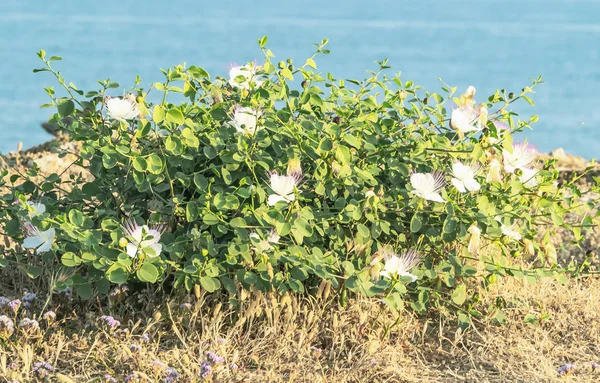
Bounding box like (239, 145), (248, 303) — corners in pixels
(1, 0), (599, 157)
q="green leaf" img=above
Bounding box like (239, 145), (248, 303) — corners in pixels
(61, 252), (81, 267)
(76, 282), (93, 299)
(183, 265), (198, 274)
(57, 100), (75, 117)
(335, 145), (352, 165)
(68, 209), (84, 227)
(166, 108), (184, 125)
(153, 106), (165, 123)
(230, 217), (246, 228)
(200, 276), (221, 292)
(107, 267), (128, 284)
(137, 262), (159, 283)
(294, 217), (313, 237)
(27, 266), (42, 279)
(451, 283), (467, 306)
(193, 174), (208, 190)
(132, 157), (147, 172)
(410, 213), (423, 233)
(188, 66), (210, 79)
(147, 154), (164, 174)
(280, 68), (294, 81)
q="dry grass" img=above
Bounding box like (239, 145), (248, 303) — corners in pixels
(1, 275), (600, 383)
(2, 137), (600, 382)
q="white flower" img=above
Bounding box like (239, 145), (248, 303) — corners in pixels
(465, 86), (476, 99)
(122, 220), (164, 258)
(467, 224), (481, 256)
(486, 159), (503, 183)
(380, 249), (423, 282)
(228, 63), (264, 90)
(451, 106), (482, 134)
(410, 172), (446, 203)
(26, 202), (46, 218)
(450, 161), (481, 193)
(250, 229), (280, 253)
(23, 223), (55, 254)
(106, 95), (140, 122)
(230, 107), (262, 135)
(495, 217), (521, 241)
(503, 143), (537, 173)
(267, 229), (280, 244)
(267, 171), (301, 206)
(519, 167), (539, 188)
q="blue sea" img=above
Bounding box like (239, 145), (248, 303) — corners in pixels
(1, 0), (600, 158)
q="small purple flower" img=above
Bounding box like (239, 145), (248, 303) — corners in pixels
(229, 363), (239, 370)
(164, 367), (180, 382)
(22, 292), (37, 303)
(124, 373), (139, 382)
(100, 315), (120, 329)
(200, 361), (212, 379)
(179, 303), (192, 310)
(206, 351), (224, 364)
(8, 299), (21, 313)
(0, 315), (15, 337)
(8, 362), (18, 370)
(141, 332), (150, 343)
(33, 361), (55, 377)
(130, 343), (142, 352)
(104, 374), (117, 383)
(216, 338), (226, 344)
(43, 311), (56, 322)
(0, 296), (10, 308)
(59, 287), (73, 299)
(592, 362), (599, 370)
(19, 318), (40, 333)
(110, 285), (129, 298)
(370, 359), (380, 366)
(557, 363), (576, 376)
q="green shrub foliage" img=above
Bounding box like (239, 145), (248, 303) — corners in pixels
(1, 38), (597, 317)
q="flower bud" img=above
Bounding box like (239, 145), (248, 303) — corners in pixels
(333, 116), (342, 125)
(331, 160), (341, 175)
(478, 106), (488, 127)
(287, 158), (303, 178)
(369, 263), (382, 281)
(543, 243), (557, 266)
(467, 224), (481, 256)
(523, 239), (535, 256)
(465, 86), (476, 99)
(486, 159), (502, 183)
(119, 237), (128, 248)
(301, 80), (308, 89)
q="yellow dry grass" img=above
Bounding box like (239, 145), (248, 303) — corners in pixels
(1, 275), (599, 383)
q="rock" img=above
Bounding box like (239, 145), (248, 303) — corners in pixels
(550, 147), (567, 160)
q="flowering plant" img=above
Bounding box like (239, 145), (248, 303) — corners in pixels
(0, 37), (597, 323)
